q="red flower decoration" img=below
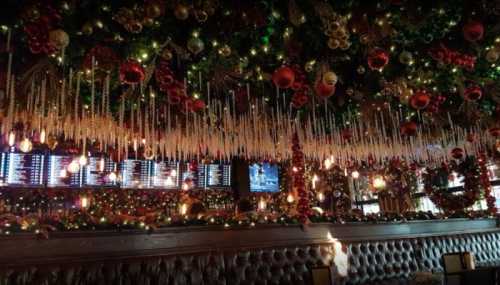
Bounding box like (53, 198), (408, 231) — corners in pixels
(409, 90), (431, 110)
(367, 48), (389, 70)
(464, 86), (482, 101)
(119, 60), (145, 84)
(463, 21), (484, 42)
(272, 66), (295, 89)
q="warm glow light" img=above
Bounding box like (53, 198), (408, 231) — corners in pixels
(179, 203), (188, 215)
(81, 197), (89, 209)
(258, 198), (267, 211)
(78, 155), (88, 166)
(170, 169), (177, 177)
(292, 166), (298, 172)
(373, 175), (386, 189)
(182, 182), (189, 191)
(19, 138), (33, 153)
(67, 160), (81, 174)
(7, 132), (15, 147)
(327, 232), (348, 277)
(286, 193), (295, 203)
(40, 129), (46, 144)
(59, 169), (67, 178)
(108, 172), (117, 182)
(312, 174), (319, 189)
(165, 176), (174, 186)
(351, 170), (360, 179)
(324, 158), (333, 169)
(317, 192), (325, 202)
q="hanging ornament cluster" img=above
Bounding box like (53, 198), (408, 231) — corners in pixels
(429, 43), (476, 71)
(314, 70), (337, 99)
(313, 1), (350, 50)
(113, 1), (165, 33)
(23, 4), (62, 54)
(367, 48), (390, 70)
(291, 133), (310, 224)
(119, 60), (145, 84)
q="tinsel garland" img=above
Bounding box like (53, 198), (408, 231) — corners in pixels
(292, 133), (310, 223)
(478, 152), (497, 214)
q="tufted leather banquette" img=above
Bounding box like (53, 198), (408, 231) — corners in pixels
(1, 223), (500, 285)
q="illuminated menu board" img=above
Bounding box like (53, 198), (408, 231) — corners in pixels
(181, 163), (207, 188)
(152, 161), (179, 189)
(121, 159), (152, 188)
(206, 164), (231, 187)
(84, 157), (116, 186)
(5, 153), (44, 186)
(48, 155), (82, 187)
(0, 153), (5, 184)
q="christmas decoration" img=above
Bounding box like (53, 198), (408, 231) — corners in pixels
(451, 147), (464, 159)
(272, 66), (295, 89)
(463, 86), (482, 101)
(291, 133), (309, 224)
(48, 29), (69, 50)
(314, 79), (335, 99)
(463, 21), (484, 42)
(400, 121), (417, 136)
(119, 60), (145, 84)
(187, 37), (205, 55)
(367, 48), (389, 70)
(409, 90), (431, 110)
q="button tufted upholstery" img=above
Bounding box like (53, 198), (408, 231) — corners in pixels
(2, 231), (500, 285)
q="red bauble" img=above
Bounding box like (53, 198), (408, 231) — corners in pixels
(192, 99), (206, 112)
(489, 127), (500, 137)
(314, 80), (335, 99)
(367, 48), (389, 70)
(463, 21), (484, 42)
(119, 60), (145, 84)
(272, 66), (295, 89)
(409, 91), (431, 110)
(463, 86), (482, 101)
(400, 121), (417, 136)
(451, 147), (464, 159)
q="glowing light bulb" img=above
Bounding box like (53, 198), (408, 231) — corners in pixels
(373, 176), (386, 189)
(81, 197), (89, 209)
(317, 192), (325, 202)
(7, 132), (15, 147)
(312, 174), (319, 189)
(286, 193), (295, 203)
(67, 160), (81, 174)
(108, 172), (117, 182)
(165, 176), (174, 186)
(179, 203), (188, 215)
(182, 182), (189, 191)
(40, 129), (46, 144)
(324, 158), (332, 169)
(258, 198), (267, 211)
(351, 171), (360, 179)
(19, 138), (33, 153)
(78, 155), (88, 166)
(170, 169), (177, 177)
(292, 166), (298, 172)
(59, 169), (67, 178)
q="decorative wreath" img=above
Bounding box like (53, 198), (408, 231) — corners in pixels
(423, 156), (481, 212)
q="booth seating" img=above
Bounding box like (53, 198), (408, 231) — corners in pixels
(1, 220), (499, 285)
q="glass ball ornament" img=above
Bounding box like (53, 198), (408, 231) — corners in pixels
(322, 71), (338, 86)
(187, 37), (205, 55)
(398, 51), (413, 65)
(486, 49), (499, 63)
(357, 65), (366, 74)
(174, 4), (189, 20)
(49, 29), (70, 50)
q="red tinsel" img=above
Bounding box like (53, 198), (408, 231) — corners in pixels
(292, 133), (310, 223)
(478, 152), (497, 214)
(429, 43), (476, 71)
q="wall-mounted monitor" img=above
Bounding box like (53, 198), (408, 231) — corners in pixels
(249, 163), (279, 193)
(84, 157), (116, 186)
(206, 164), (231, 188)
(120, 159), (152, 188)
(47, 155), (82, 187)
(151, 161), (179, 189)
(5, 152), (45, 186)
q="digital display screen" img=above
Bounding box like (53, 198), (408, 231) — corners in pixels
(249, 163), (279, 192)
(181, 163), (207, 189)
(5, 153), (45, 186)
(0, 153), (6, 185)
(121, 159), (152, 188)
(84, 157), (116, 186)
(151, 161), (179, 188)
(48, 155), (82, 187)
(206, 164), (231, 187)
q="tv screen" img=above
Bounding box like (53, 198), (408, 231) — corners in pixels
(120, 159), (152, 188)
(151, 161), (179, 189)
(5, 152), (45, 186)
(249, 163), (279, 192)
(206, 164), (231, 188)
(84, 157), (116, 187)
(48, 155), (82, 187)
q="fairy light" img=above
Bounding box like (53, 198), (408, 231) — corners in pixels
(373, 175), (386, 189)
(179, 203), (188, 215)
(312, 174), (319, 189)
(286, 193), (295, 203)
(317, 192), (325, 202)
(40, 129), (46, 144)
(78, 155), (88, 166)
(19, 138), (33, 153)
(7, 132), (15, 147)
(108, 172), (117, 182)
(258, 198), (267, 211)
(351, 170), (360, 179)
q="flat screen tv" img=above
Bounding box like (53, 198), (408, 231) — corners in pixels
(249, 163), (279, 193)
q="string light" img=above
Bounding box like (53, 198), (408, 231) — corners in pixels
(351, 170), (360, 179)
(372, 175), (386, 189)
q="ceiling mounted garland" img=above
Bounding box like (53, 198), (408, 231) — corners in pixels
(0, 0), (499, 162)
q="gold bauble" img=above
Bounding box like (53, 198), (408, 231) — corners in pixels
(145, 3), (162, 18)
(49, 29), (70, 50)
(195, 10), (208, 23)
(485, 49), (499, 63)
(323, 71), (338, 86)
(218, 45), (231, 57)
(161, 48), (173, 60)
(327, 38), (340, 49)
(143, 17), (155, 27)
(82, 22), (94, 36)
(174, 4), (190, 20)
